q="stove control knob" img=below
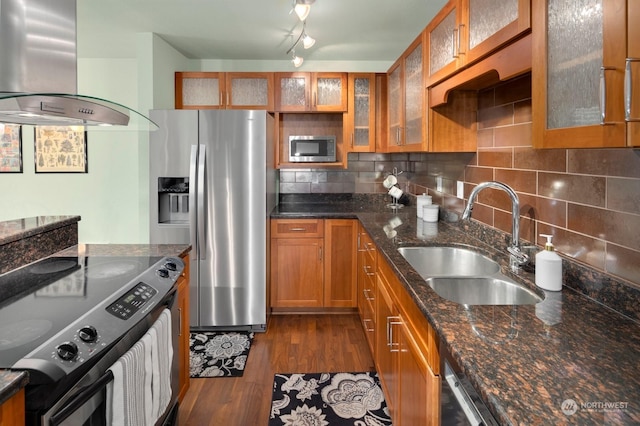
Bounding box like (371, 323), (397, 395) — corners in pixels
(56, 342), (79, 361)
(157, 269), (170, 278)
(78, 326), (98, 343)
(164, 261), (177, 271)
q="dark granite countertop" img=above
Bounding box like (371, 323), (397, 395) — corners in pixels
(53, 243), (192, 259)
(0, 216), (80, 246)
(0, 370), (28, 406)
(272, 199), (640, 424)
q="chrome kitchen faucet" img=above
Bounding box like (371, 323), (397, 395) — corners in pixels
(461, 181), (529, 267)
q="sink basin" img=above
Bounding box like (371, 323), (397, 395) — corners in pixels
(426, 277), (543, 305)
(397, 246), (543, 305)
(398, 246), (500, 278)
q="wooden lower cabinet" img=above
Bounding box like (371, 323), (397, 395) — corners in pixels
(357, 224), (377, 354)
(398, 320), (440, 426)
(324, 219), (357, 307)
(270, 219), (357, 309)
(375, 274), (400, 418)
(370, 248), (441, 425)
(0, 388), (24, 426)
(177, 254), (191, 402)
(271, 237), (324, 307)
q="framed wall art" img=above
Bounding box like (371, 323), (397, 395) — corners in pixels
(34, 126), (88, 173)
(0, 123), (23, 173)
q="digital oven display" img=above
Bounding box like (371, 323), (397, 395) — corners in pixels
(106, 282), (157, 320)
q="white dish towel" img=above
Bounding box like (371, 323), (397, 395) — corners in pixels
(106, 308), (173, 426)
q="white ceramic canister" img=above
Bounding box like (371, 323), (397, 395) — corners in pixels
(423, 204), (439, 223)
(416, 193), (432, 218)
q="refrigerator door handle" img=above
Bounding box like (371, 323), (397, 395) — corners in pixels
(189, 145), (199, 258)
(196, 144), (207, 260)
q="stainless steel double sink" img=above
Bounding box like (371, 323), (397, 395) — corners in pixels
(398, 246), (543, 305)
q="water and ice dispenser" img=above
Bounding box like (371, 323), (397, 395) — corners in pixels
(157, 177), (189, 223)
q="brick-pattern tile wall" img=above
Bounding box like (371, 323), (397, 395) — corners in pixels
(278, 74), (640, 287)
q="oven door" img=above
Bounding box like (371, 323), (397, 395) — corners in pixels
(38, 290), (179, 426)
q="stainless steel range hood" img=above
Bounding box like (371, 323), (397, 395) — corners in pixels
(0, 0), (156, 129)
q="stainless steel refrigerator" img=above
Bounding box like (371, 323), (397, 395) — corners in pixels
(149, 110), (276, 331)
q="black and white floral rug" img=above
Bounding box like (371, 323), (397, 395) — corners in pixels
(189, 331), (254, 378)
(269, 372), (392, 425)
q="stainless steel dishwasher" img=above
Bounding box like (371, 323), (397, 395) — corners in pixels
(440, 345), (499, 426)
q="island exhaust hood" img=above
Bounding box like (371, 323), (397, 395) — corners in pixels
(0, 0), (155, 129)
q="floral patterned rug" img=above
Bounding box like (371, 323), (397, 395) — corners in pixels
(269, 372), (392, 425)
(189, 331), (254, 378)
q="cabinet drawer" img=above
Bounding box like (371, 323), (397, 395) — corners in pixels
(271, 219), (324, 238)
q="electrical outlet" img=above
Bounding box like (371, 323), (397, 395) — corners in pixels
(457, 181), (464, 199)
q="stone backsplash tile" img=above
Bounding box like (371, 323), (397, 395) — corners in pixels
(607, 177), (640, 214)
(568, 148), (640, 178)
(494, 122), (531, 147)
(477, 104), (514, 129)
(538, 172), (606, 208)
(568, 204), (640, 250)
(477, 148), (513, 168)
(514, 147), (567, 172)
(518, 193), (567, 227)
(494, 168), (537, 194)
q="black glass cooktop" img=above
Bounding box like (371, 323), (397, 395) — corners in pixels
(0, 256), (161, 368)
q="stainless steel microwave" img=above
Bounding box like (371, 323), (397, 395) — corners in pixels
(288, 135), (337, 163)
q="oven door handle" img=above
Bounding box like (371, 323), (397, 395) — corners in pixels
(49, 370), (114, 426)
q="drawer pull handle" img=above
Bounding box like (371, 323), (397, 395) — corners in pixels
(363, 318), (374, 332)
(289, 227), (307, 231)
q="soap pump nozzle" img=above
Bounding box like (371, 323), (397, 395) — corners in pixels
(541, 234), (555, 251)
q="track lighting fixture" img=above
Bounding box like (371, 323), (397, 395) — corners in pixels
(285, 1), (316, 67)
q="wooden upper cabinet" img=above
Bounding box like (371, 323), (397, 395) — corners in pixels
(426, 0), (531, 87)
(384, 32), (427, 152)
(344, 73), (377, 152)
(532, 0), (628, 148)
(175, 72), (273, 110)
(225, 73), (274, 110)
(275, 72), (347, 112)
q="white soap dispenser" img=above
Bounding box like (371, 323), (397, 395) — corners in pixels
(535, 234), (563, 291)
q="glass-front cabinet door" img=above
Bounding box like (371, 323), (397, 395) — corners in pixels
(404, 36), (426, 148)
(345, 74), (376, 152)
(466, 0), (530, 63)
(175, 72), (224, 109)
(532, 0), (627, 148)
(313, 73), (348, 112)
(275, 73), (311, 112)
(427, 0), (530, 86)
(225, 73), (273, 110)
(427, 2), (460, 86)
(275, 73), (347, 112)
(386, 59), (403, 150)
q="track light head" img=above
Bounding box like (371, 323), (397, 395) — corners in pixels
(292, 0), (315, 21)
(302, 32), (315, 49)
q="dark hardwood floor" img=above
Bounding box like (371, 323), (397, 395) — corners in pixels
(178, 314), (376, 425)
